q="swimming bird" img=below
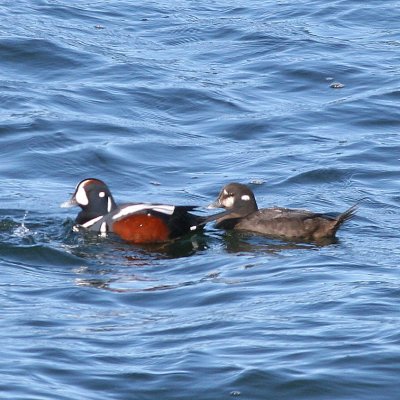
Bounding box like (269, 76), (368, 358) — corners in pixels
(62, 178), (228, 244)
(208, 182), (357, 242)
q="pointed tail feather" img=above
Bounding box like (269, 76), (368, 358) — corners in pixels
(332, 202), (358, 233)
(338, 203), (358, 223)
(190, 210), (233, 231)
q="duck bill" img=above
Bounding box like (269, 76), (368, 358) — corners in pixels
(60, 196), (78, 208)
(207, 199), (223, 209)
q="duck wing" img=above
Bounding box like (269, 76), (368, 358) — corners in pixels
(235, 205), (356, 241)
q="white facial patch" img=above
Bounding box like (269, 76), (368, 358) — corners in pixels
(99, 191), (105, 198)
(241, 194), (250, 201)
(112, 204), (175, 220)
(221, 196), (234, 208)
(75, 184), (89, 206)
(223, 189), (228, 195)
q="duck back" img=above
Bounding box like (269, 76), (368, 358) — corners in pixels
(230, 205), (357, 242)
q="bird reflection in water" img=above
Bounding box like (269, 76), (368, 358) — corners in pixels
(219, 230), (338, 254)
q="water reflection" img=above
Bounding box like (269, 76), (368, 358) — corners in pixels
(219, 230), (337, 254)
(69, 230), (339, 293)
(74, 266), (221, 293)
(65, 230), (210, 261)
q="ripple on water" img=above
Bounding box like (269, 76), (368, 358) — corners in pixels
(0, 37), (97, 81)
(1, 0), (400, 399)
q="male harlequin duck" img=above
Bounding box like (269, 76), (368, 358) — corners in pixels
(208, 182), (357, 242)
(62, 178), (228, 244)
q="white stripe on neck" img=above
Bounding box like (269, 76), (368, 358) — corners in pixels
(81, 215), (103, 228)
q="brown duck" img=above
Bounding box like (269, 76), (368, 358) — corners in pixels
(208, 182), (357, 242)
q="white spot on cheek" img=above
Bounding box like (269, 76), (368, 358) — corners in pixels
(241, 194), (250, 201)
(75, 185), (89, 206)
(99, 191), (105, 198)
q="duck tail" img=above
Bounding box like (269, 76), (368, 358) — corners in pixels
(189, 210), (233, 231)
(339, 203), (358, 223)
(332, 202), (358, 233)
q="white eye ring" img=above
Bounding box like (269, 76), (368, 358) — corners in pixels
(99, 191), (105, 198)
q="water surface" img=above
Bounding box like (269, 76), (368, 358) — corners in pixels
(1, 1), (400, 399)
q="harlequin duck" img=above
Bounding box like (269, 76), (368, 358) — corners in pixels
(62, 178), (229, 244)
(208, 182), (357, 242)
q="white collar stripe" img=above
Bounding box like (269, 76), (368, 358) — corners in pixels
(100, 222), (107, 237)
(81, 215), (103, 228)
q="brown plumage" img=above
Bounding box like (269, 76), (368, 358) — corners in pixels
(209, 183), (357, 242)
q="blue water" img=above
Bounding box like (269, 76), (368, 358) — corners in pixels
(1, 1), (400, 399)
